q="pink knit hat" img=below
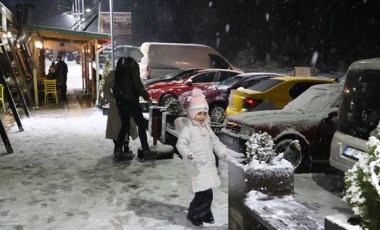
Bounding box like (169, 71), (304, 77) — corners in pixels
(188, 88), (209, 119)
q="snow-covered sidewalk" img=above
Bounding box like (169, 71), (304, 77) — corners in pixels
(0, 97), (228, 229)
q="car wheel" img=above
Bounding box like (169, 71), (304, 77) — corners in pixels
(210, 104), (226, 123)
(274, 138), (310, 173)
(160, 94), (177, 107)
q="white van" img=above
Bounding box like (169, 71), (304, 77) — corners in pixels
(139, 42), (239, 79)
(115, 45), (143, 62)
(329, 57), (380, 172)
(98, 44), (143, 67)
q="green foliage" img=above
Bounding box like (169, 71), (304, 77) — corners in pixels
(245, 132), (277, 164)
(167, 100), (184, 114)
(99, 58), (111, 105)
(344, 124), (380, 230)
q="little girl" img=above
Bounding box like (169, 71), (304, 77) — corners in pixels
(176, 88), (230, 227)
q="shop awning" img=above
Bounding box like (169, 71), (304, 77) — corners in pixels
(22, 24), (110, 44)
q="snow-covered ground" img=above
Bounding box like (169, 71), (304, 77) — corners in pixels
(0, 60), (353, 229)
(0, 105), (229, 229)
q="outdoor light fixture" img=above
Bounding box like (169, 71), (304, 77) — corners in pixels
(35, 41), (43, 49)
(2, 31), (13, 38)
(85, 8), (91, 12)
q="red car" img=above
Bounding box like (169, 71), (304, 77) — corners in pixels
(220, 83), (343, 172)
(179, 72), (286, 123)
(146, 69), (242, 106)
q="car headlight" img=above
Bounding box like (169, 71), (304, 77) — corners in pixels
(147, 89), (160, 94)
(240, 125), (254, 137)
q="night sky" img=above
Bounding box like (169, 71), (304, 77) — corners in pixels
(2, 0), (380, 72)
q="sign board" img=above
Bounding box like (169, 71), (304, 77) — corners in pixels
(98, 12), (131, 35)
(294, 67), (311, 76)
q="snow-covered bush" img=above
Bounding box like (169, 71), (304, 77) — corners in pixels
(343, 124), (380, 230)
(245, 132), (285, 165)
(166, 99), (184, 114)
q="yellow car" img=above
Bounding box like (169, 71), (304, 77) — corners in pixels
(226, 76), (337, 115)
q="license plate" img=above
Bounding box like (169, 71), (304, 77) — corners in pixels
(343, 147), (365, 160)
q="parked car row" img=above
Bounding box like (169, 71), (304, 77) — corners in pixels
(141, 64), (345, 173)
(179, 72), (287, 123)
(137, 42), (380, 175)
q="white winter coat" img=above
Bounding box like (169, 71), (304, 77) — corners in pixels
(176, 117), (228, 193)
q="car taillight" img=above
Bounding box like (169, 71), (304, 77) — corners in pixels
(242, 98), (262, 110)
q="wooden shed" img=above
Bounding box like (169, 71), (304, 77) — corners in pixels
(22, 24), (110, 107)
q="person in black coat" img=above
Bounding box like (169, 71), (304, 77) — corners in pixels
(46, 61), (57, 80)
(55, 55), (68, 101)
(113, 57), (155, 161)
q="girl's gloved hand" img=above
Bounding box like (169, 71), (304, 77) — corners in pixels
(188, 154), (207, 164)
(223, 152), (234, 162)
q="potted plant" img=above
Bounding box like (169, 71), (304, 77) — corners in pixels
(229, 132), (294, 197)
(341, 124), (380, 230)
(99, 58), (111, 114)
(229, 132), (294, 228)
(163, 99), (186, 128)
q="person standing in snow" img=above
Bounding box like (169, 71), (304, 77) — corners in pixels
(103, 63), (139, 162)
(112, 57), (155, 160)
(176, 88), (231, 227)
(55, 55), (68, 102)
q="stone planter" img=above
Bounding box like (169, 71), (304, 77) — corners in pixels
(229, 158), (294, 229)
(325, 214), (363, 230)
(229, 158), (294, 198)
(162, 112), (186, 129)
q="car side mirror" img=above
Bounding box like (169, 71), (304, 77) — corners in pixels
(185, 80), (193, 86)
(327, 107), (339, 119)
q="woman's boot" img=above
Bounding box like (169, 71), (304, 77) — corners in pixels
(113, 140), (123, 161)
(121, 142), (135, 161)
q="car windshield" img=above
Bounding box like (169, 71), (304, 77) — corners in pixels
(246, 79), (282, 92)
(161, 70), (185, 80)
(215, 75), (244, 86)
(173, 70), (200, 81)
(283, 84), (342, 114)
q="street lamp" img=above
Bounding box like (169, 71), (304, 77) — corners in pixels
(109, 0), (115, 69)
(34, 40), (42, 49)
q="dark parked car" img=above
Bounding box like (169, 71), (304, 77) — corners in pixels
(219, 83), (343, 172)
(179, 72), (286, 123)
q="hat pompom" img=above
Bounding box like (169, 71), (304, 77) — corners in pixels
(191, 88), (203, 97)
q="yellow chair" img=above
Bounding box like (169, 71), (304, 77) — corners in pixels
(44, 79), (58, 104)
(0, 84), (5, 112)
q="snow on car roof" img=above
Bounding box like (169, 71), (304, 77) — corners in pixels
(227, 83), (343, 126)
(283, 83), (343, 113)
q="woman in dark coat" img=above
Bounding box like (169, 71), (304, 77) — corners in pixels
(113, 57), (155, 161)
(103, 67), (138, 160)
